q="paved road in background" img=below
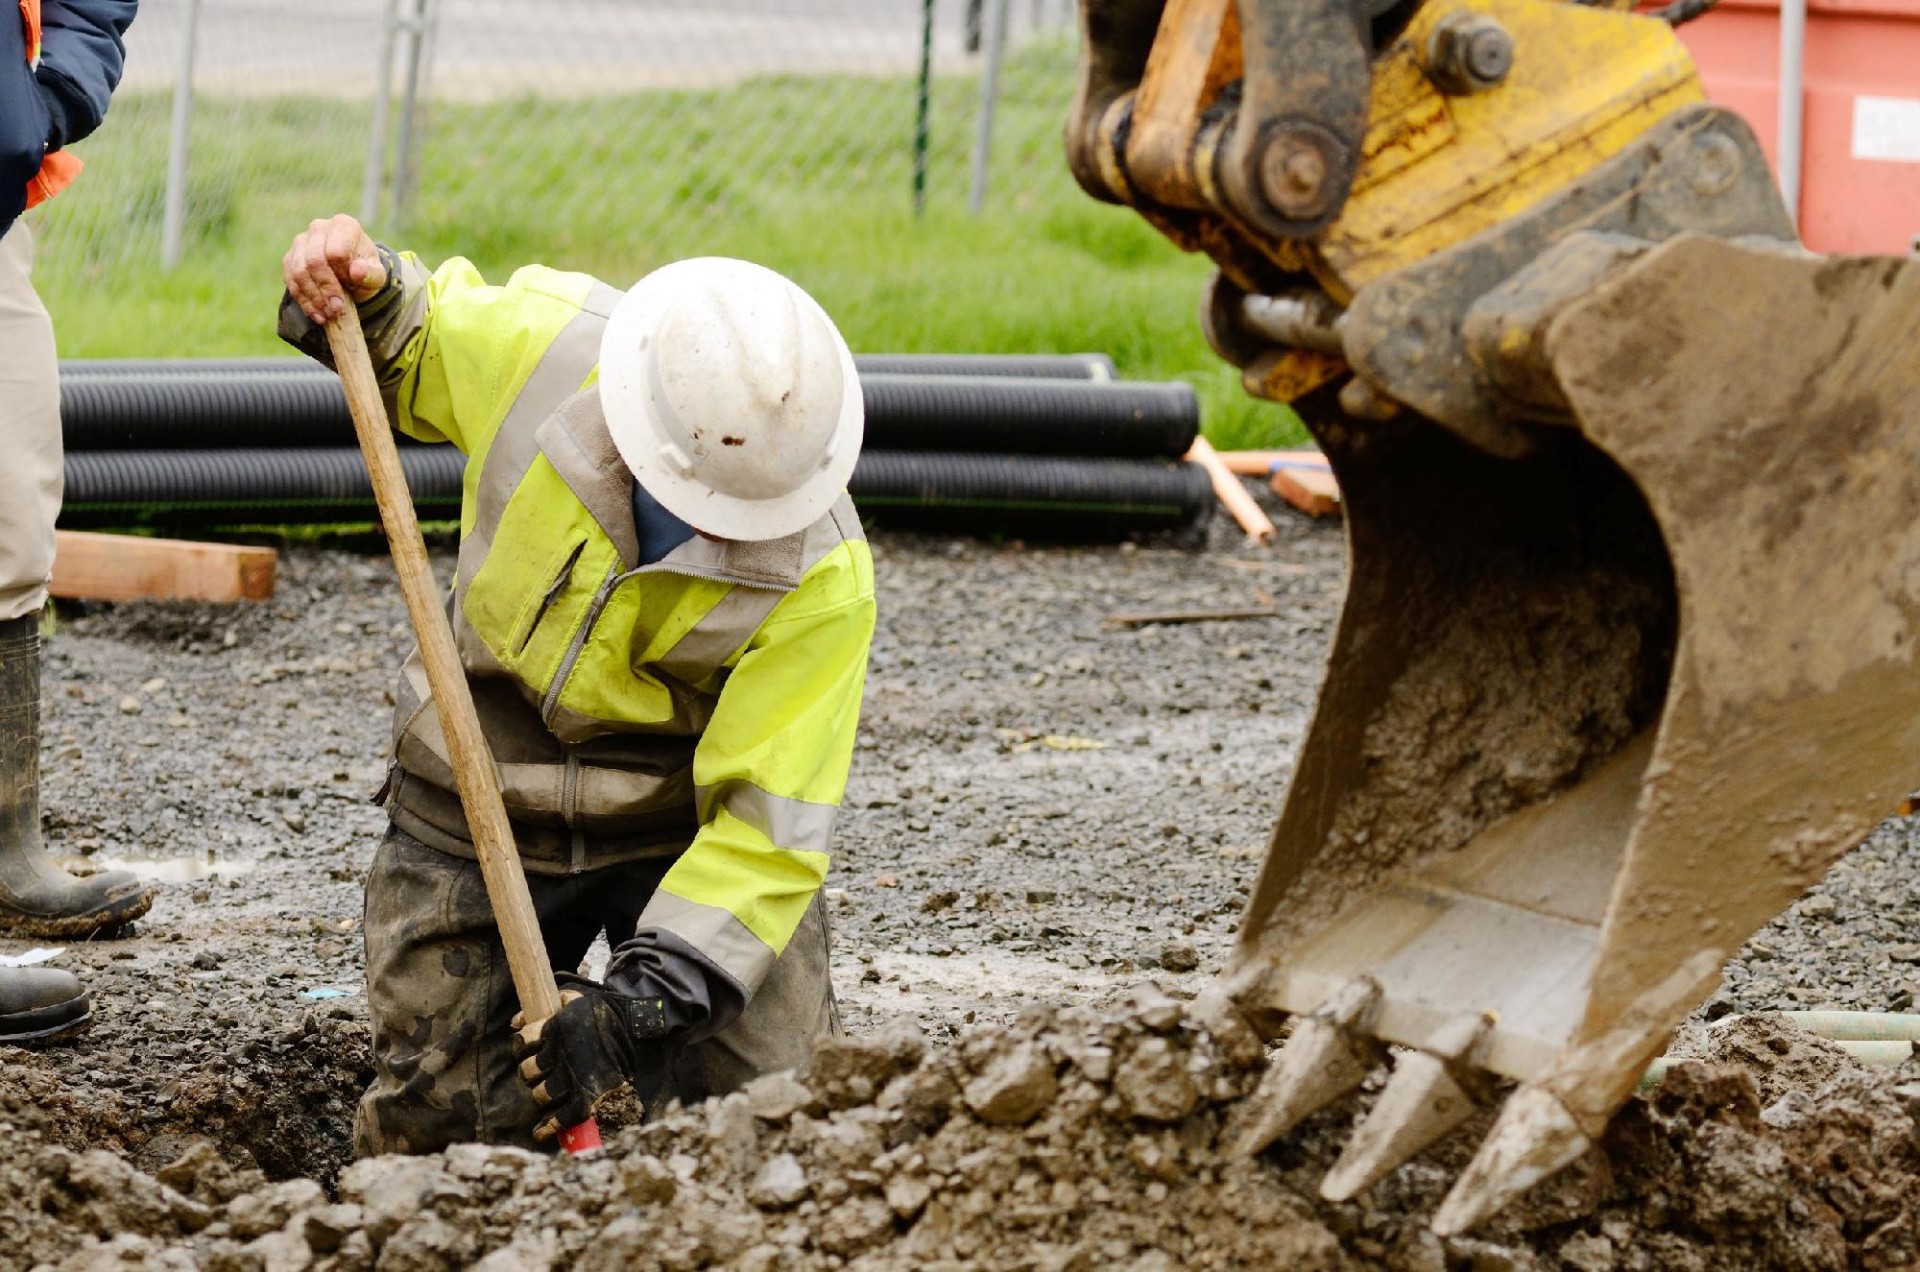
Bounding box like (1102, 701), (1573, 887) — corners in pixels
(119, 0), (1074, 96)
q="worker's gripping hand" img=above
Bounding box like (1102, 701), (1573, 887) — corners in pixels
(282, 214), (387, 324)
(512, 975), (672, 1143)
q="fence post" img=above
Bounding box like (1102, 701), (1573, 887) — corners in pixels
(914, 0), (933, 216)
(968, 0), (1010, 215)
(159, 0), (202, 270)
(362, 0), (402, 227)
(389, 0), (434, 234)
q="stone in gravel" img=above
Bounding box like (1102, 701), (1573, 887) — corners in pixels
(1159, 943), (1200, 973)
(884, 1172), (932, 1219)
(619, 1154), (677, 1206)
(118, 696), (142, 715)
(1113, 1036), (1199, 1123)
(471, 1230), (558, 1272)
(338, 1156), (461, 1246)
(920, 890), (959, 913)
(809, 1020), (925, 1109)
(743, 1070), (815, 1122)
(226, 1177), (323, 1238)
(879, 1064), (960, 1128)
(141, 677), (168, 695)
(963, 1041), (1058, 1125)
(379, 1212), (475, 1269)
(1127, 983), (1185, 1033)
(1800, 894), (1838, 917)
(705, 1092), (760, 1176)
(1556, 1232), (1616, 1272)
(236, 1228), (313, 1272)
(282, 811), (306, 834)
(300, 1203), (363, 1254)
(154, 1139), (260, 1205)
(817, 1195), (895, 1258)
(747, 1153), (809, 1209)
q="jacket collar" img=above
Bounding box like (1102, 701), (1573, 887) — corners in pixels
(534, 390), (808, 591)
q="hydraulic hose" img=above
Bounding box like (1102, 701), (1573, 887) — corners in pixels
(60, 352), (1118, 381)
(60, 371), (1197, 458)
(60, 448), (1213, 535)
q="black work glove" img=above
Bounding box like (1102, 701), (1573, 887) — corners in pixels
(511, 973), (672, 1143)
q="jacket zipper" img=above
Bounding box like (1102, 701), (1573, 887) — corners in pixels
(540, 562), (625, 727)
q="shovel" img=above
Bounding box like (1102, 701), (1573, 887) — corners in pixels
(323, 304), (602, 1155)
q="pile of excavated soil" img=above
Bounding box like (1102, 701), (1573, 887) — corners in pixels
(8, 997), (1919, 1271)
(5, 486), (1920, 1269)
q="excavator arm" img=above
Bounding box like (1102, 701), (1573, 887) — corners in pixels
(1070, 0), (1920, 1234)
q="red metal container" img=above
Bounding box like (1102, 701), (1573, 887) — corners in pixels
(1676, 0), (1920, 252)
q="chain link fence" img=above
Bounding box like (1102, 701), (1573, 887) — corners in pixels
(29, 0), (1084, 296)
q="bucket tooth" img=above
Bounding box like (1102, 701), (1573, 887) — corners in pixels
(1320, 1053), (1480, 1201)
(1320, 1013), (1496, 1202)
(1228, 980), (1385, 1157)
(1429, 1085), (1591, 1238)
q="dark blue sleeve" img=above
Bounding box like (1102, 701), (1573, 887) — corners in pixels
(0, 14), (42, 226)
(35, 0), (137, 150)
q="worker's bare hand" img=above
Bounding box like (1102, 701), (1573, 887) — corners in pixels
(283, 214), (386, 324)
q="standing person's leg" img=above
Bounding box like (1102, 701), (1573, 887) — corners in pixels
(0, 222), (152, 939)
(0, 222), (60, 625)
(354, 828), (658, 1155)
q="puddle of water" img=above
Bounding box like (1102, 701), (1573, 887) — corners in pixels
(57, 852), (257, 882)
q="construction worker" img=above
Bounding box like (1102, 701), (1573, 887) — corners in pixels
(280, 214), (874, 1152)
(1, 0), (151, 1047)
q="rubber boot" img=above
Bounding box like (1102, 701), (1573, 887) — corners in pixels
(0, 612), (153, 937)
(0, 965), (90, 1045)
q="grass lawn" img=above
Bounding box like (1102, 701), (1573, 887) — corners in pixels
(33, 51), (1306, 451)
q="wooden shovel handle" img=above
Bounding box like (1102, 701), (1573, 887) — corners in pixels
(323, 303), (600, 1155)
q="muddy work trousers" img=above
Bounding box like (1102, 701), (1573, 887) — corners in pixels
(355, 826), (838, 1156)
(0, 222), (62, 623)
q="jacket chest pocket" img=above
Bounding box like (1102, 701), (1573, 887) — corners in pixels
(464, 528), (614, 696)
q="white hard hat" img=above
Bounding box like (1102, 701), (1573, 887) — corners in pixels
(598, 258), (863, 542)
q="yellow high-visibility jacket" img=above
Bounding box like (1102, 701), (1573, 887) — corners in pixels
(280, 253), (875, 1001)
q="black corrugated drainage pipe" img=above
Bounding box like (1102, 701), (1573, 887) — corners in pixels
(60, 449), (1213, 537)
(59, 372), (1196, 457)
(60, 352), (1117, 381)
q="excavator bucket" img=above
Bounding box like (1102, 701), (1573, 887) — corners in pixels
(1224, 236), (1920, 1232)
(1069, 0), (1920, 1231)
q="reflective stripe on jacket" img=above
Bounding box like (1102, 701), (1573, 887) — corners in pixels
(280, 253), (876, 998)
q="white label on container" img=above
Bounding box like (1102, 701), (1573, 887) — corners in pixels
(1853, 96), (1920, 164)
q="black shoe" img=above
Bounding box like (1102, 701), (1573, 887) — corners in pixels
(0, 966), (91, 1046)
(0, 612), (154, 939)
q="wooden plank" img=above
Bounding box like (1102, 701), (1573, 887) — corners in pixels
(1269, 454), (1343, 518)
(50, 531), (277, 604)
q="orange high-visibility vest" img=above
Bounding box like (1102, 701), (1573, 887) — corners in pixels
(18, 0), (80, 208)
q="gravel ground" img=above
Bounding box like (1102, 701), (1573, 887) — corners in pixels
(1, 480), (1917, 1264)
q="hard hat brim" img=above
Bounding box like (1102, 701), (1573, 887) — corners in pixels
(598, 258), (864, 543)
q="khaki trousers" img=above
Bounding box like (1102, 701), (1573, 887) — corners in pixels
(0, 222), (60, 623)
(353, 826), (840, 1156)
